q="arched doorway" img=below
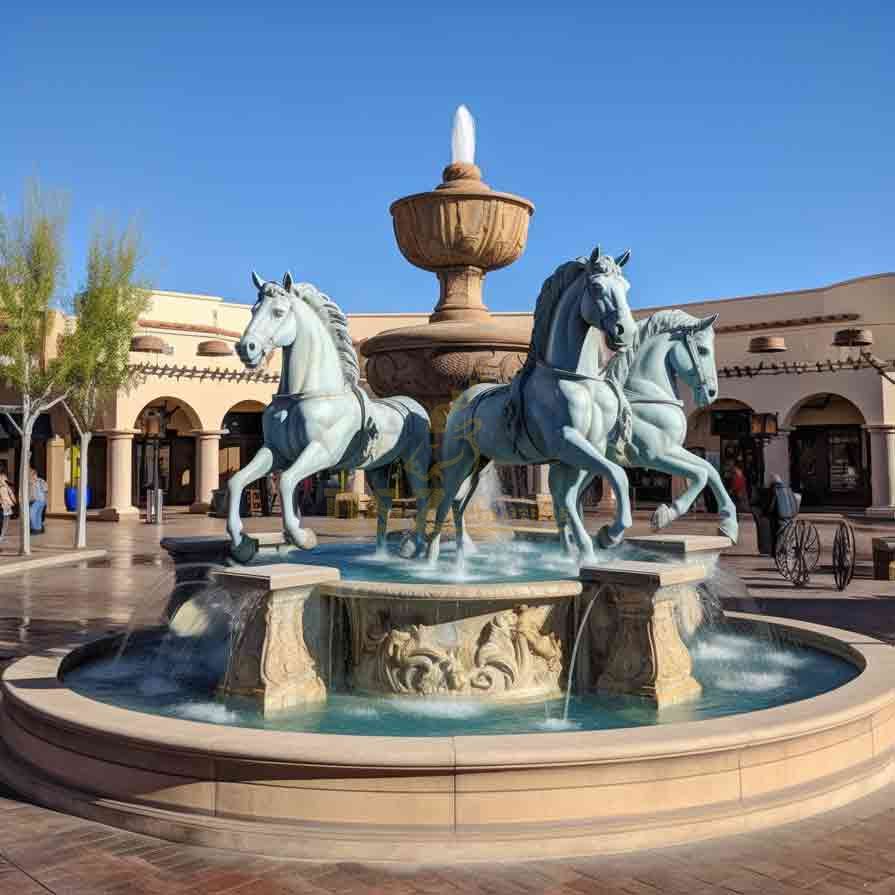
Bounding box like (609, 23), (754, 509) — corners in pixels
(686, 399), (758, 511)
(220, 400), (266, 488)
(132, 397), (202, 507)
(786, 394), (869, 509)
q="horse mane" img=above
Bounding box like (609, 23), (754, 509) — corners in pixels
(522, 259), (588, 372)
(605, 308), (703, 387)
(290, 282), (360, 386)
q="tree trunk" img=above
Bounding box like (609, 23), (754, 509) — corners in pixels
(75, 431), (91, 549)
(18, 426), (32, 557)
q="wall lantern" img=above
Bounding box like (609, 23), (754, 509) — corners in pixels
(833, 328), (873, 348)
(196, 340), (233, 357)
(748, 335), (787, 353)
(130, 335), (173, 354)
(750, 412), (778, 438)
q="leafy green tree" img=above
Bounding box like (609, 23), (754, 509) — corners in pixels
(0, 184), (71, 555)
(63, 226), (149, 548)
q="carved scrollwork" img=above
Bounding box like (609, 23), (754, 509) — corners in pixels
(349, 602), (564, 699)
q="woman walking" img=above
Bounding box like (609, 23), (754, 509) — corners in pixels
(0, 473), (16, 546)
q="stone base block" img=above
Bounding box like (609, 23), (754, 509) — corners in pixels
(582, 561), (705, 709)
(535, 494), (555, 521)
(216, 565), (340, 716)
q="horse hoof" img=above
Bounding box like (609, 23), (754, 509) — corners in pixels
(719, 518), (739, 544)
(231, 534), (259, 564)
(596, 525), (622, 550)
(651, 505), (672, 531)
(290, 527), (318, 550)
(397, 532), (417, 559)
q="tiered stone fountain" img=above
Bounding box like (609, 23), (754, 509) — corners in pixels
(0, 109), (890, 866)
(362, 106), (535, 439)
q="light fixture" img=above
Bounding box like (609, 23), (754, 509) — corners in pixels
(130, 335), (173, 354)
(197, 340), (233, 357)
(748, 335), (787, 353)
(833, 328), (873, 348)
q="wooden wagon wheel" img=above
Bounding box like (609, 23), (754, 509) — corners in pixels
(775, 519), (820, 587)
(832, 521), (857, 591)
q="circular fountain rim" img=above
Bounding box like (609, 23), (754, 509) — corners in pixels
(2, 613), (893, 863)
(1, 614), (887, 763)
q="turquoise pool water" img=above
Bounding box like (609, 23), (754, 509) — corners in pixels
(66, 627), (857, 737)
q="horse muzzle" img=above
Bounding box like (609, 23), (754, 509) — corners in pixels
(236, 339), (264, 368)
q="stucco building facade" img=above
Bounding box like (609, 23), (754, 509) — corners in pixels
(1, 271), (893, 521)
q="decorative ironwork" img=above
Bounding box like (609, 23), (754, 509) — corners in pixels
(719, 356), (894, 379)
(130, 362), (278, 383)
(775, 519), (820, 587)
(832, 521), (857, 591)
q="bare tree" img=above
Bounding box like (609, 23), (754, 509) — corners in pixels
(0, 184), (72, 555)
(62, 225), (149, 548)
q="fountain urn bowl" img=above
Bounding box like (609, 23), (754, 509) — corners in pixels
(363, 160), (535, 427)
(389, 162), (534, 323)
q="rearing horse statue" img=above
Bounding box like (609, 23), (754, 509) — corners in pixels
(427, 246), (638, 562)
(227, 273), (432, 562)
(550, 309), (739, 547)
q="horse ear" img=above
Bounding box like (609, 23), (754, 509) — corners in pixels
(615, 249), (631, 268)
(589, 245), (602, 266)
(283, 271), (294, 291)
(697, 313), (719, 332)
(251, 271), (264, 291)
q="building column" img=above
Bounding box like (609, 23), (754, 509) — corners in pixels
(531, 464), (553, 520)
(763, 427), (792, 485)
(597, 482), (618, 515)
(45, 435), (67, 514)
(867, 425), (895, 518)
(190, 430), (225, 514)
(98, 429), (139, 521)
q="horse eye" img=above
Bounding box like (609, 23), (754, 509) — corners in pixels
(273, 307), (286, 318)
(698, 346), (709, 356)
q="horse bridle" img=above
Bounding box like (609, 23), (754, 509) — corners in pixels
(680, 328), (712, 398)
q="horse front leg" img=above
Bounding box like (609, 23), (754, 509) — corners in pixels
(549, 464), (587, 557)
(553, 428), (632, 551)
(401, 435), (433, 559)
(660, 447), (739, 542)
(638, 448), (714, 534)
(227, 446), (274, 563)
(366, 466), (393, 555)
(279, 442), (331, 550)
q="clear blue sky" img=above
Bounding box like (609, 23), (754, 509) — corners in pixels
(2, 2), (892, 314)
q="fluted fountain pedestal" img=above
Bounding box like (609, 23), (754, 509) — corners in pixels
(216, 565), (339, 714)
(581, 561), (705, 708)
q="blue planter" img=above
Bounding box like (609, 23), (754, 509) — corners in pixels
(64, 486), (92, 512)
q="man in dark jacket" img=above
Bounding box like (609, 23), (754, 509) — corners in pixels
(767, 474), (798, 553)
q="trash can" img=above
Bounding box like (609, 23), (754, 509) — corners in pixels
(146, 488), (164, 524)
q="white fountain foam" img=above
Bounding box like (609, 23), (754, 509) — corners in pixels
(714, 671), (789, 693)
(176, 702), (240, 724)
(387, 699), (488, 719)
(537, 717), (581, 732)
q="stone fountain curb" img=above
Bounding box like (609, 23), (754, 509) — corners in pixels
(0, 614), (893, 862)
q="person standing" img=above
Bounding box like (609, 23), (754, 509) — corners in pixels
(767, 473), (798, 553)
(28, 467), (47, 535)
(0, 473), (16, 545)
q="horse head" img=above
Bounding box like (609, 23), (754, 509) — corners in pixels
(581, 246), (636, 352)
(237, 272), (298, 368)
(670, 313), (719, 407)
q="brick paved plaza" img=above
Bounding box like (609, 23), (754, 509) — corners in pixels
(0, 512), (894, 894)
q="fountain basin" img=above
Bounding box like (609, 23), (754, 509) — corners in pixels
(1, 615), (892, 862)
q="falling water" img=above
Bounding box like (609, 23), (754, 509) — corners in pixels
(563, 585), (607, 721)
